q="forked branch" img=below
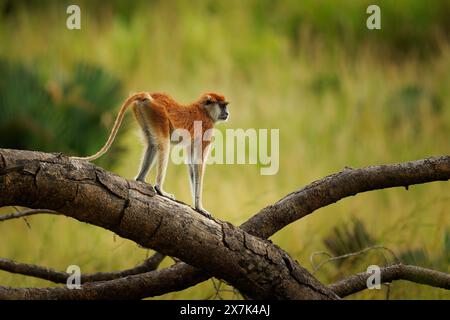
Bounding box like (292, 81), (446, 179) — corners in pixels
(0, 148), (448, 299)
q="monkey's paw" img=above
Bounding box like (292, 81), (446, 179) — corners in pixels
(196, 207), (212, 219)
(155, 185), (175, 200)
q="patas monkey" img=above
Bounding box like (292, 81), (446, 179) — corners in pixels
(72, 92), (229, 218)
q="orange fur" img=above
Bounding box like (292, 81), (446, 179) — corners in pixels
(146, 92), (225, 138)
(72, 91), (228, 218)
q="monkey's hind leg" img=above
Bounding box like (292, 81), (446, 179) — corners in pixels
(133, 104), (158, 184)
(135, 142), (157, 182)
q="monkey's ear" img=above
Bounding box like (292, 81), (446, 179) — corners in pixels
(204, 95), (213, 105)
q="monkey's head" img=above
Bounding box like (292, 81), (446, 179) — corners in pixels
(203, 93), (229, 123)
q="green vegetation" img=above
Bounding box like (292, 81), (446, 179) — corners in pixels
(0, 1), (449, 299)
(0, 60), (126, 166)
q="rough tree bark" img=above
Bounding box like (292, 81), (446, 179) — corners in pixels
(0, 149), (449, 299)
(0, 149), (337, 300)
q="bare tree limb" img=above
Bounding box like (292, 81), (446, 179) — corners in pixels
(0, 148), (337, 300)
(329, 264), (450, 297)
(248, 157), (449, 298)
(242, 156), (450, 238)
(0, 149), (448, 299)
(0, 253), (165, 283)
(0, 262), (211, 299)
(139, 156), (449, 299)
(0, 208), (59, 222)
(310, 245), (400, 274)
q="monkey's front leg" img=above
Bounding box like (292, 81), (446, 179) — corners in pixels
(188, 157), (209, 217)
(192, 162), (212, 218)
(196, 206), (212, 218)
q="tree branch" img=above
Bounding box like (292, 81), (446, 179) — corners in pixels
(242, 156), (450, 238)
(0, 253), (165, 283)
(0, 149), (448, 299)
(310, 245), (399, 274)
(0, 262), (210, 299)
(0, 208), (59, 221)
(0, 148), (337, 300)
(139, 156), (449, 300)
(329, 264), (450, 297)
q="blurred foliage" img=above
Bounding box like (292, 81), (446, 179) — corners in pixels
(310, 73), (341, 96)
(1, 0), (449, 57)
(321, 218), (449, 276)
(323, 218), (376, 266)
(0, 59), (52, 150)
(388, 85), (443, 130)
(0, 59), (125, 167)
(399, 229), (450, 269)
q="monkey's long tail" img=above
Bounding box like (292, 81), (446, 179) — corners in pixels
(71, 95), (140, 162)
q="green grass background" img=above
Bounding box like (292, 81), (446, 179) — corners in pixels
(0, 0), (449, 299)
